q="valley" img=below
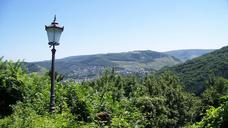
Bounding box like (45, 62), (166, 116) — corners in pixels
(25, 49), (214, 81)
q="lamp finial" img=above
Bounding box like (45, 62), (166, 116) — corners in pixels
(54, 15), (56, 22)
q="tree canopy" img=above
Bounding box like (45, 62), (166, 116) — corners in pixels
(0, 59), (227, 127)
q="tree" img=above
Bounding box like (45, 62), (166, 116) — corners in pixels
(137, 71), (201, 127)
(192, 96), (228, 128)
(0, 59), (24, 117)
(202, 77), (228, 109)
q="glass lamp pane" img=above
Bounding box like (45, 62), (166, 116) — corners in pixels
(54, 28), (62, 43)
(46, 27), (63, 44)
(46, 28), (55, 43)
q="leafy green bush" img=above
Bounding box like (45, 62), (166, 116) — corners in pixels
(0, 102), (76, 128)
(191, 96), (228, 128)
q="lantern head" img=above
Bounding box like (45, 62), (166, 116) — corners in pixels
(45, 15), (64, 46)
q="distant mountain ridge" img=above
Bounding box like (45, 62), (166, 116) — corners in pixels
(25, 49), (215, 81)
(25, 50), (181, 80)
(164, 49), (215, 62)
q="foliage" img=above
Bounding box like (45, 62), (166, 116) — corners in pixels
(0, 59), (228, 127)
(0, 102), (76, 128)
(135, 71), (201, 127)
(191, 96), (228, 128)
(0, 59), (24, 117)
(202, 77), (228, 109)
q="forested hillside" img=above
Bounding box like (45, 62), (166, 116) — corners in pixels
(0, 58), (227, 127)
(25, 50), (181, 81)
(168, 46), (228, 94)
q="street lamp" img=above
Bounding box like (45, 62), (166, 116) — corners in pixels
(45, 15), (64, 112)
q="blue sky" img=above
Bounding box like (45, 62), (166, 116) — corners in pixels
(1, 0), (228, 62)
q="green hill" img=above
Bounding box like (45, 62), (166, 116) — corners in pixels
(168, 46), (228, 94)
(25, 50), (181, 80)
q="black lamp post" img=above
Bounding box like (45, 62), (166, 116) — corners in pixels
(45, 15), (64, 113)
